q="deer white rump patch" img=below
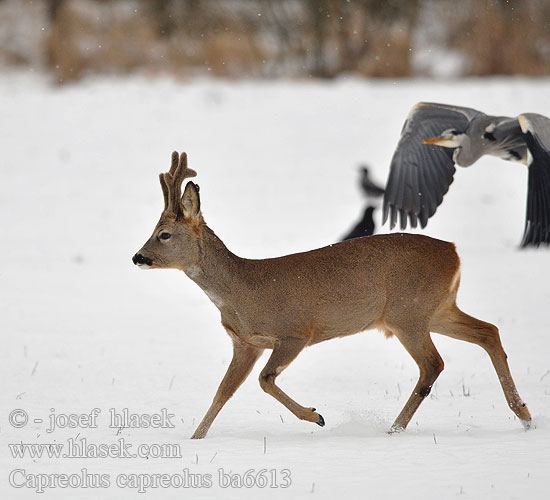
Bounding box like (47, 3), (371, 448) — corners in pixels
(449, 268), (460, 293)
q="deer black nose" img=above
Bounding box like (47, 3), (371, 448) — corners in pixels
(132, 253), (152, 266)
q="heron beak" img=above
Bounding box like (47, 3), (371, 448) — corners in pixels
(422, 136), (445, 145)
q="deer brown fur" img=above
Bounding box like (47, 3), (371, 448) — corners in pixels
(133, 151), (531, 439)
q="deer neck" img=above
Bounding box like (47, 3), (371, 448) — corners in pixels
(184, 225), (243, 309)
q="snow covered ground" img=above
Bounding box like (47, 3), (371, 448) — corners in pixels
(1, 72), (549, 499)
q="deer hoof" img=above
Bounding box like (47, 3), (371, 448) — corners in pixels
(388, 425), (404, 435)
(316, 414), (325, 427)
(190, 430), (206, 439)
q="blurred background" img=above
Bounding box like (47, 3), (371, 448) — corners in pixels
(2, 0), (550, 83)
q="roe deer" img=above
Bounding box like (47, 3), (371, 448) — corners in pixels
(133, 151), (531, 439)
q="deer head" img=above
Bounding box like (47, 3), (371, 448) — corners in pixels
(132, 151), (202, 270)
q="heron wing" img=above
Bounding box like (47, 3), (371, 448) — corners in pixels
(484, 117), (528, 163)
(518, 113), (550, 247)
(383, 102), (481, 229)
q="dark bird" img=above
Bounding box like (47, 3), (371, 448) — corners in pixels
(360, 165), (386, 200)
(342, 206), (375, 241)
(342, 166), (384, 241)
(382, 102), (550, 247)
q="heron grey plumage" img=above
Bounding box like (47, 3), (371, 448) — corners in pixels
(382, 102), (550, 247)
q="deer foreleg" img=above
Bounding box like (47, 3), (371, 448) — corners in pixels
(259, 336), (325, 427)
(191, 337), (263, 439)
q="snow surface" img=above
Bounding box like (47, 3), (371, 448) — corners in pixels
(1, 72), (549, 499)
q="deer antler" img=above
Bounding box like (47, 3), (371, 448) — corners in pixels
(160, 151), (197, 215)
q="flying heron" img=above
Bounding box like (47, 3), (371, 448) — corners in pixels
(382, 102), (550, 247)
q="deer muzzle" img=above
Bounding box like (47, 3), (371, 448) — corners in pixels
(132, 253), (153, 268)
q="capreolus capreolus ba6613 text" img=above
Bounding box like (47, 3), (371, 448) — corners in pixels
(133, 151), (531, 439)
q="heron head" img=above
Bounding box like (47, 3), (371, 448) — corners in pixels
(422, 129), (464, 148)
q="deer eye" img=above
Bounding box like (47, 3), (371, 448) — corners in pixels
(159, 232), (171, 241)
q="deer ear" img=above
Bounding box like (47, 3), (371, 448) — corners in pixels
(182, 182), (200, 219)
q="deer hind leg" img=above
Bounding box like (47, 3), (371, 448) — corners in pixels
(191, 337), (263, 439)
(259, 336), (324, 427)
(431, 304), (531, 428)
(390, 326), (445, 433)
